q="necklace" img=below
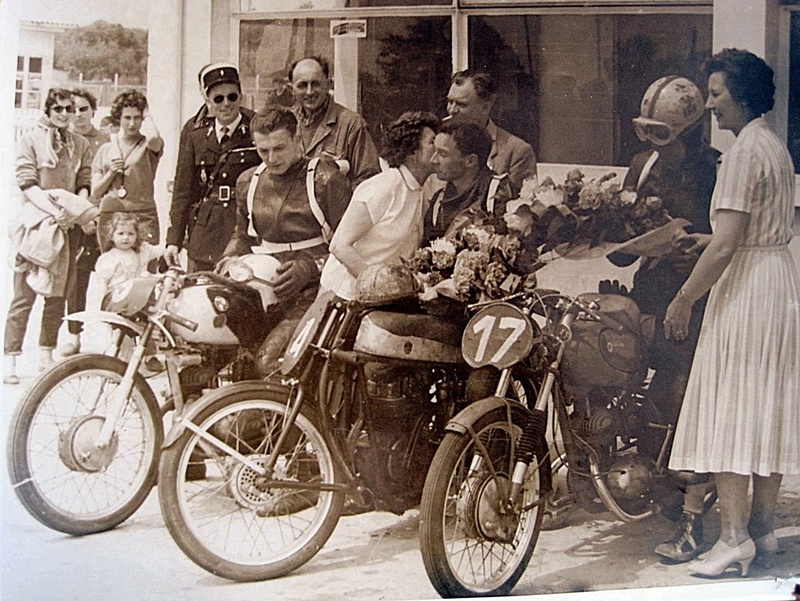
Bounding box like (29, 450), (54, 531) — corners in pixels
(115, 134), (143, 198)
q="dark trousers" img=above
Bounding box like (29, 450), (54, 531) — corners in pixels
(65, 228), (100, 335)
(4, 270), (66, 354)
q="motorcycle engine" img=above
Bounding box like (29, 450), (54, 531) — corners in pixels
(356, 364), (442, 514)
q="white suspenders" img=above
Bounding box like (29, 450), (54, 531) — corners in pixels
(432, 174), (504, 228)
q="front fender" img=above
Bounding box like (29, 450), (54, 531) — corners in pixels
(65, 311), (145, 337)
(445, 396), (525, 435)
(163, 379), (292, 448)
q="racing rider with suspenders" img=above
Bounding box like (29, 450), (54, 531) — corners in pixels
(218, 106), (352, 376)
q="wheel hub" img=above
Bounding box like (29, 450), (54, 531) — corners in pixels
(606, 455), (654, 500)
(58, 415), (119, 472)
(457, 472), (518, 543)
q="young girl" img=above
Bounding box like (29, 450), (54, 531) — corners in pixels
(84, 212), (163, 351)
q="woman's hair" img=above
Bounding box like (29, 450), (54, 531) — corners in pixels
(110, 90), (149, 126)
(71, 88), (98, 112)
(383, 111), (440, 168)
(44, 88), (73, 113)
(702, 48), (775, 116)
(250, 106), (298, 137)
(104, 212), (142, 252)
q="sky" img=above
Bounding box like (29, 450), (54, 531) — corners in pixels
(5, 0), (150, 29)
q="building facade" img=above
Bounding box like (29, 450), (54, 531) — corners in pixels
(147, 0), (799, 213)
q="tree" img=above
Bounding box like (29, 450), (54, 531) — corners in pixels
(54, 20), (148, 84)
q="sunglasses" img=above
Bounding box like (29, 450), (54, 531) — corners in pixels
(76, 106), (91, 113)
(212, 92), (240, 105)
(51, 105), (75, 114)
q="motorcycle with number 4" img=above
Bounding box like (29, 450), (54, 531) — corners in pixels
(419, 289), (697, 597)
(7, 255), (279, 535)
(156, 264), (540, 582)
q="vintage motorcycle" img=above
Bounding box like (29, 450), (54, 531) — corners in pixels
(7, 255), (279, 536)
(419, 289), (694, 597)
(156, 264), (519, 582)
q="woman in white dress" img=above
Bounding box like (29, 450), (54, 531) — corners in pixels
(663, 48), (799, 577)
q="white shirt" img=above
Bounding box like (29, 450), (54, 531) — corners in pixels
(320, 164), (425, 300)
(215, 114), (242, 143)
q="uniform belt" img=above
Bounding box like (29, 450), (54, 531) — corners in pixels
(252, 236), (326, 254)
(207, 185), (235, 202)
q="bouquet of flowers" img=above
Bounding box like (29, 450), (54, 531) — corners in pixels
(504, 169), (672, 258)
(405, 224), (537, 305)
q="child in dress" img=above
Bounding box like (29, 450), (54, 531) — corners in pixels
(84, 212), (163, 351)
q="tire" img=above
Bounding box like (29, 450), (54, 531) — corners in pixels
(158, 386), (344, 582)
(7, 354), (162, 535)
(420, 404), (547, 597)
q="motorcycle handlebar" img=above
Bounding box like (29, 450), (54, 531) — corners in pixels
(163, 310), (199, 332)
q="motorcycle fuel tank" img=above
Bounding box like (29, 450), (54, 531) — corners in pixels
(353, 310), (464, 364)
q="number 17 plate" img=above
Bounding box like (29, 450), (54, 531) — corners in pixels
(461, 302), (535, 369)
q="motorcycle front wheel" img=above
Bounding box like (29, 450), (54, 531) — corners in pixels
(158, 386), (344, 582)
(420, 404), (547, 598)
(7, 354), (162, 535)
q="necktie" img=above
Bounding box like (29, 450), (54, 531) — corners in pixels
(220, 126), (230, 146)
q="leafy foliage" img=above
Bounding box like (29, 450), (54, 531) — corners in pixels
(54, 20), (148, 84)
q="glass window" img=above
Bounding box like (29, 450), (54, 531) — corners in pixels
(28, 57), (43, 73)
(239, 16), (452, 149)
(239, 0), (450, 12)
(788, 11), (800, 174)
(469, 13), (713, 166)
(17, 56), (25, 72)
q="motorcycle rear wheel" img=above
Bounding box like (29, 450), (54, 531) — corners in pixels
(7, 354), (162, 535)
(158, 387), (344, 582)
(420, 404), (546, 597)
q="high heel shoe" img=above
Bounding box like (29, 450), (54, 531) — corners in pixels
(692, 538), (756, 578)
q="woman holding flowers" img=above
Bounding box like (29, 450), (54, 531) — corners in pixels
(320, 111), (439, 300)
(664, 49), (799, 577)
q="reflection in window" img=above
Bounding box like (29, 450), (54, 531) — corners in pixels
(239, 19), (334, 111)
(788, 11), (800, 174)
(469, 13), (712, 166)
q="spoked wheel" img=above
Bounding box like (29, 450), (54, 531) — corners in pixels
(7, 354), (162, 535)
(420, 404), (547, 597)
(158, 385), (344, 582)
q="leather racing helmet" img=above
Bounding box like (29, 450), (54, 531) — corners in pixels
(355, 263), (418, 306)
(632, 76), (705, 146)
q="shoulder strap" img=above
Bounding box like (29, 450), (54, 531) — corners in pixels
(306, 157), (333, 242)
(485, 175), (504, 215)
(430, 188), (445, 228)
(246, 163), (267, 237)
(637, 151), (659, 193)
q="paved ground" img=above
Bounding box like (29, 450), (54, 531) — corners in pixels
(2, 212), (799, 601)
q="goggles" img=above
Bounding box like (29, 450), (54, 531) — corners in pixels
(212, 92), (240, 105)
(632, 117), (677, 146)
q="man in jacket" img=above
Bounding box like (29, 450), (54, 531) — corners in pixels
(289, 56), (380, 188)
(446, 69), (537, 193)
(423, 120), (515, 244)
(165, 63), (261, 271)
(219, 106), (352, 375)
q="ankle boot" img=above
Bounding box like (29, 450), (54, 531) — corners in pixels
(3, 355), (19, 385)
(655, 511), (704, 563)
(38, 348), (55, 372)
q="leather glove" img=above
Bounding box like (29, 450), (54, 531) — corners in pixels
(599, 279), (629, 296)
(274, 258), (318, 301)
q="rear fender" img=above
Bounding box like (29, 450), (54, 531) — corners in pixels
(163, 380), (293, 447)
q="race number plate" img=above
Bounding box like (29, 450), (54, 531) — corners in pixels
(280, 290), (336, 376)
(461, 303), (534, 370)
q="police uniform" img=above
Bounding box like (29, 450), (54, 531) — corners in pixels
(166, 66), (261, 270)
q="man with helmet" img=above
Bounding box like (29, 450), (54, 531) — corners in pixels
(602, 75), (720, 564)
(165, 63), (261, 271)
(218, 106), (352, 376)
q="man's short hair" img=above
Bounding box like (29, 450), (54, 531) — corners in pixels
(71, 88), (98, 112)
(439, 119), (492, 166)
(383, 111), (440, 168)
(451, 69), (496, 101)
(287, 56), (332, 81)
(250, 106), (298, 137)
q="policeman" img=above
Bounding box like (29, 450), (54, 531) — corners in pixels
(166, 63), (261, 271)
